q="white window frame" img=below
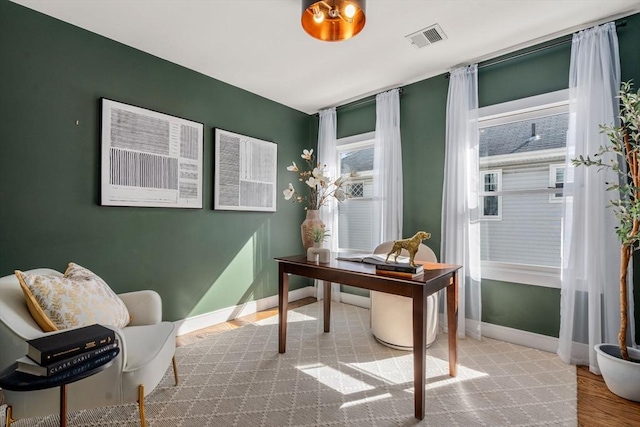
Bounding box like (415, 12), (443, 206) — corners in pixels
(334, 132), (375, 255)
(478, 89), (569, 289)
(480, 169), (502, 220)
(549, 163), (565, 203)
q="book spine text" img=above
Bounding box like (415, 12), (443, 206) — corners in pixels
(46, 342), (119, 376)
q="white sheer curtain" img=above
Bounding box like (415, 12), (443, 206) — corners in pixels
(316, 107), (340, 301)
(557, 22), (635, 374)
(372, 88), (403, 245)
(441, 65), (482, 340)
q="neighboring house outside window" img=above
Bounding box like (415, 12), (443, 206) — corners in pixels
(335, 132), (375, 253)
(549, 164), (565, 202)
(479, 90), (569, 288)
(480, 170), (502, 219)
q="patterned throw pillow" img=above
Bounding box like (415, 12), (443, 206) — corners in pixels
(15, 263), (131, 332)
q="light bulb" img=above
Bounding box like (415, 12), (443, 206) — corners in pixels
(344, 3), (356, 18)
(313, 10), (324, 23)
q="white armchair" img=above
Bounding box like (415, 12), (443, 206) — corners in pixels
(370, 242), (439, 350)
(0, 268), (178, 427)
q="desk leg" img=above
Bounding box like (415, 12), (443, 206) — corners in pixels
(279, 264), (288, 354)
(447, 273), (459, 377)
(412, 285), (426, 420)
(323, 281), (331, 333)
(60, 384), (67, 427)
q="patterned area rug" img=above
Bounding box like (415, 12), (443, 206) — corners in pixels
(5, 302), (576, 426)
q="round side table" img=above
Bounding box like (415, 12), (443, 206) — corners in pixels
(0, 348), (120, 427)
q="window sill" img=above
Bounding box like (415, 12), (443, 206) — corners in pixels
(481, 261), (560, 289)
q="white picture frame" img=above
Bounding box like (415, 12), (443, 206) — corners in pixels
(214, 128), (277, 212)
(101, 98), (203, 208)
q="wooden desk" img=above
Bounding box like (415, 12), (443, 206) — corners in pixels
(275, 255), (461, 420)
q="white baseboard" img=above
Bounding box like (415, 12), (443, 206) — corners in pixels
(480, 322), (559, 353)
(175, 286), (316, 336)
(438, 313), (560, 353)
(340, 292), (370, 309)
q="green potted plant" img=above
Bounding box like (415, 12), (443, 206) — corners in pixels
(308, 225), (330, 247)
(306, 225), (331, 263)
(573, 80), (640, 401)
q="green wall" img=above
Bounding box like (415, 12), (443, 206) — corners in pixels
(335, 14), (640, 340)
(478, 38), (570, 107)
(481, 280), (561, 336)
(0, 0), (309, 322)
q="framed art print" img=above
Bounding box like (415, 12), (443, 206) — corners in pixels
(101, 98), (204, 208)
(214, 128), (277, 212)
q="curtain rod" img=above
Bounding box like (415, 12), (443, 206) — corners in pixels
(480, 20), (626, 71)
(478, 36), (572, 70)
(337, 87), (404, 111)
(314, 87), (404, 116)
(444, 19), (627, 78)
(336, 95), (377, 111)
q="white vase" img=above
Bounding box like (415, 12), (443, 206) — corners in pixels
(595, 343), (640, 402)
(307, 242), (330, 263)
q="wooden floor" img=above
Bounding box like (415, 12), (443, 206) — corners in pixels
(577, 365), (640, 426)
(175, 297), (315, 348)
(178, 297), (640, 426)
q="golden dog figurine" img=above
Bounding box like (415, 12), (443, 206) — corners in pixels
(385, 231), (431, 267)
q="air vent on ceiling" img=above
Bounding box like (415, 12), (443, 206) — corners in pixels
(405, 24), (447, 49)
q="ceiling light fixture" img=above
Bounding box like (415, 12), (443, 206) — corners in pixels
(301, 0), (366, 42)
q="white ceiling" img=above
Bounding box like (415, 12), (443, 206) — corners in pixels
(11, 0), (640, 114)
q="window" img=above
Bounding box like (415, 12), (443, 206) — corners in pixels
(549, 164), (565, 202)
(335, 132), (375, 253)
(480, 170), (502, 219)
(346, 182), (365, 198)
(479, 90), (569, 288)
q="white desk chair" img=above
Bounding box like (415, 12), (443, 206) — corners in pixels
(370, 242), (439, 350)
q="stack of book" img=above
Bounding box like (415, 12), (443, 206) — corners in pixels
(375, 262), (424, 278)
(336, 253), (424, 278)
(16, 324), (118, 377)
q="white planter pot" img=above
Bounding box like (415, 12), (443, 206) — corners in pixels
(595, 343), (640, 402)
(307, 244), (330, 263)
